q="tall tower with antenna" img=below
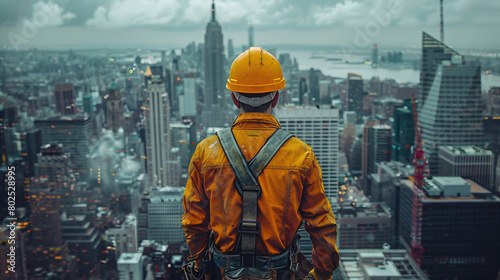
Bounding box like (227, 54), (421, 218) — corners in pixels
(440, 0), (444, 42)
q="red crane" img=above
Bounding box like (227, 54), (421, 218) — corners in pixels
(409, 93), (426, 265)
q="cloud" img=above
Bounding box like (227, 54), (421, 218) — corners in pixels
(86, 0), (180, 28)
(312, 1), (364, 26)
(85, 0), (292, 28)
(30, 0), (76, 27)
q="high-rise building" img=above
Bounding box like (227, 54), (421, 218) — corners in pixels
(137, 187), (184, 244)
(27, 177), (72, 276)
(145, 78), (171, 186)
(392, 102), (414, 164)
(418, 32), (459, 109)
(399, 177), (500, 279)
(0, 225), (28, 280)
(61, 213), (104, 278)
(419, 33), (483, 174)
(347, 74), (364, 124)
(83, 94), (94, 114)
(369, 161), (414, 247)
(35, 144), (76, 207)
(439, 146), (494, 191)
(275, 106), (339, 202)
(105, 214), (137, 260)
(203, 0), (226, 127)
(248, 26), (254, 47)
(35, 114), (93, 182)
(371, 44), (379, 66)
(274, 106), (339, 260)
(334, 249), (429, 280)
(362, 123), (391, 194)
(118, 253), (144, 280)
(228, 38), (234, 60)
(308, 68), (320, 104)
(337, 203), (391, 249)
(54, 83), (75, 115)
(105, 84), (124, 133)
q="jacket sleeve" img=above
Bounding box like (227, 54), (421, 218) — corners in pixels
(300, 153), (340, 278)
(182, 144), (211, 267)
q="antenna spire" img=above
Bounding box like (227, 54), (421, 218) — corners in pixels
(211, 0), (216, 22)
(440, 0), (444, 42)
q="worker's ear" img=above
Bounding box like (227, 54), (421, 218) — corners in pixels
(231, 92), (241, 109)
(271, 91), (279, 108)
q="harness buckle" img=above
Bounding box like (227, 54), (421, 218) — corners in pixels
(241, 254), (256, 268)
(238, 220), (261, 234)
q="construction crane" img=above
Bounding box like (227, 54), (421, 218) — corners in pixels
(409, 93), (426, 265)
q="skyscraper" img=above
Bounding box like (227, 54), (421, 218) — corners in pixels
(347, 74), (364, 124)
(274, 106), (339, 202)
(371, 44), (379, 66)
(35, 144), (76, 207)
(399, 177), (500, 279)
(35, 114), (93, 182)
(54, 83), (76, 115)
(145, 78), (171, 186)
(392, 102), (414, 164)
(439, 146), (494, 191)
(105, 83), (124, 133)
(419, 33), (483, 174)
(362, 123), (391, 194)
(203, 0), (226, 127)
(248, 26), (254, 47)
(228, 38), (234, 60)
(418, 32), (459, 110)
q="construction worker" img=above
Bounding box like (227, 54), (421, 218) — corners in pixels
(182, 47), (339, 280)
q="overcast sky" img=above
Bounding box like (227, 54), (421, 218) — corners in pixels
(0, 0), (499, 51)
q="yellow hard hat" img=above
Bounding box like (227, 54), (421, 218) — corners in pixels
(226, 47), (285, 94)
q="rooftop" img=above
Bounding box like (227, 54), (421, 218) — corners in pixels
(440, 146), (493, 156)
(401, 178), (500, 202)
(118, 252), (142, 264)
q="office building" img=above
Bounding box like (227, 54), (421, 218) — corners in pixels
(145, 78), (171, 186)
(61, 213), (104, 278)
(118, 253), (144, 280)
(439, 146), (494, 191)
(228, 38), (234, 60)
(371, 44), (379, 66)
(308, 68), (320, 104)
(1, 225), (28, 280)
(347, 74), (364, 124)
(137, 187), (185, 244)
(392, 102), (414, 164)
(83, 94), (94, 114)
(248, 25), (254, 47)
(27, 177), (72, 276)
(399, 177), (500, 279)
(35, 114), (93, 181)
(203, 1), (226, 127)
(419, 32), (483, 174)
(334, 249), (428, 280)
(105, 84), (124, 133)
(105, 214), (137, 260)
(35, 144), (76, 207)
(362, 124), (391, 194)
(275, 106), (339, 202)
(337, 203), (391, 249)
(419, 32), (459, 109)
(54, 83), (75, 115)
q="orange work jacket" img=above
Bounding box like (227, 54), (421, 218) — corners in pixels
(182, 113), (339, 276)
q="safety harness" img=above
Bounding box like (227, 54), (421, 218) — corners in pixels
(215, 127), (294, 269)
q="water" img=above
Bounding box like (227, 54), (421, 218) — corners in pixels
(283, 50), (500, 90)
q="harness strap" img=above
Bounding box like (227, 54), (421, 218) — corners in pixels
(216, 127), (293, 264)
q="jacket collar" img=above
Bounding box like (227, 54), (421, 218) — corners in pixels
(232, 113), (281, 129)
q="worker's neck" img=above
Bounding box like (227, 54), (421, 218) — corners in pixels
(240, 106), (273, 115)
